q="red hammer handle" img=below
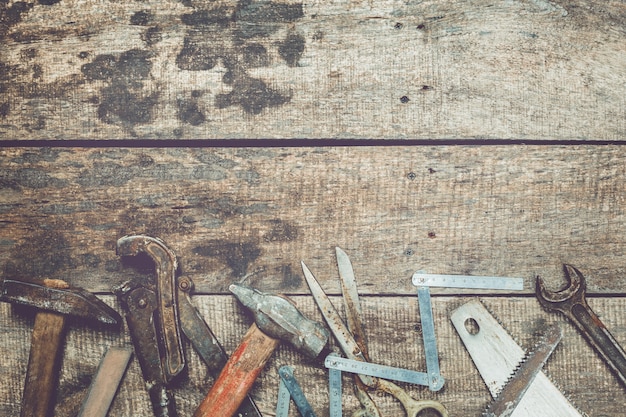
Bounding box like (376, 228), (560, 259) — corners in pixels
(194, 323), (279, 417)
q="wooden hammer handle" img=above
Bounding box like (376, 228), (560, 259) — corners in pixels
(194, 323), (279, 417)
(21, 311), (67, 417)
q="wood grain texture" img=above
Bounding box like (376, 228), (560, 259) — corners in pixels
(1, 146), (625, 416)
(21, 311), (67, 417)
(1, 0), (624, 140)
(2, 295), (625, 416)
(1, 146), (625, 294)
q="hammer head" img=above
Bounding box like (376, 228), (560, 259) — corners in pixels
(1, 277), (120, 325)
(229, 284), (329, 358)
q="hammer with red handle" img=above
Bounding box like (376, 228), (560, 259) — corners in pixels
(0, 276), (121, 417)
(194, 284), (329, 417)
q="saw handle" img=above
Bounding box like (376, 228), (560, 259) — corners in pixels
(194, 323), (279, 417)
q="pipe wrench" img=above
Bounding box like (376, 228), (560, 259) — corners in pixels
(114, 235), (261, 417)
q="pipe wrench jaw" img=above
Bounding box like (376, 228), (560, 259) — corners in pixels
(116, 235), (264, 417)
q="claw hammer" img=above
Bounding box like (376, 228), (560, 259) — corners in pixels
(194, 284), (329, 417)
(0, 276), (121, 417)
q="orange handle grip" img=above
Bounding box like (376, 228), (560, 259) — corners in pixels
(194, 323), (279, 417)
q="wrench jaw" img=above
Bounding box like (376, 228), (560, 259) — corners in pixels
(536, 264), (586, 312)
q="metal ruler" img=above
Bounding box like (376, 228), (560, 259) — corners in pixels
(327, 355), (342, 417)
(417, 286), (445, 390)
(412, 272), (524, 290)
(325, 355), (431, 386)
(276, 366), (317, 417)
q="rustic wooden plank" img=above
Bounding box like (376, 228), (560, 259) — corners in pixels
(1, 0), (624, 140)
(1, 146), (625, 295)
(1, 295), (625, 416)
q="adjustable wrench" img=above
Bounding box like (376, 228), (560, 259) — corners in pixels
(536, 264), (626, 388)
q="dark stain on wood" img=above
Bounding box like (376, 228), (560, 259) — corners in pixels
(278, 32), (305, 67)
(130, 10), (152, 26)
(215, 78), (290, 115)
(178, 98), (206, 126)
(0, 1), (33, 39)
(264, 219), (298, 242)
(0, 101), (9, 117)
(276, 264), (301, 290)
(192, 240), (261, 277)
(76, 162), (136, 187)
(81, 49), (157, 130)
(0, 167), (67, 189)
(3, 230), (75, 280)
(174, 0), (304, 115)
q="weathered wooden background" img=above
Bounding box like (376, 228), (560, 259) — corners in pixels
(1, 146), (625, 417)
(1, 0), (625, 140)
(1, 0), (626, 415)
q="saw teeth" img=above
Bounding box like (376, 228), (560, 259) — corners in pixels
(481, 299), (526, 350)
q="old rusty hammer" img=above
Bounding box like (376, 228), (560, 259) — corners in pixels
(194, 284), (329, 417)
(0, 276), (121, 417)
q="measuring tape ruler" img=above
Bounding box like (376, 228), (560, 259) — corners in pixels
(328, 365), (342, 417)
(325, 355), (431, 386)
(276, 366), (317, 417)
(417, 286), (445, 391)
(276, 371), (291, 417)
(412, 272), (524, 290)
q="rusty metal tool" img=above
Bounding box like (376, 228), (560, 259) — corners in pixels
(1, 276), (121, 417)
(193, 283), (329, 417)
(483, 324), (562, 417)
(276, 365), (317, 417)
(536, 264), (626, 388)
(114, 235), (262, 417)
(451, 299), (586, 417)
(78, 346), (133, 417)
(302, 247), (449, 417)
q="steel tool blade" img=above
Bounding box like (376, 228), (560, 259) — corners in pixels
(301, 261), (376, 387)
(336, 247), (369, 356)
(484, 324), (562, 417)
(451, 300), (585, 417)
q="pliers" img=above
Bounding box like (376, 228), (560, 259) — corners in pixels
(113, 235), (262, 417)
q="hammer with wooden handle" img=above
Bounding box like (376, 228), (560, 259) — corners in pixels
(194, 284), (329, 417)
(0, 277), (121, 417)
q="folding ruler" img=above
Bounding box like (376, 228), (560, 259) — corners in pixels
(325, 271), (464, 416)
(276, 366), (317, 417)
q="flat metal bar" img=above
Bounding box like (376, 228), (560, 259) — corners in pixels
(276, 375), (290, 417)
(417, 286), (445, 391)
(278, 366), (317, 417)
(325, 355), (430, 386)
(412, 273), (524, 290)
(328, 367), (342, 417)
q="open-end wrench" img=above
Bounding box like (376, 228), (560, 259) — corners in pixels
(536, 264), (626, 388)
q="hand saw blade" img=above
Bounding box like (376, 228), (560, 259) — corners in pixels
(483, 324), (562, 417)
(451, 300), (586, 417)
